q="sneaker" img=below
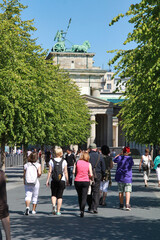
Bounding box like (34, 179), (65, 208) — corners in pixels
(119, 203), (124, 210)
(52, 205), (56, 215)
(32, 210), (36, 214)
(125, 204), (131, 211)
(102, 202), (106, 206)
(88, 207), (92, 213)
(93, 210), (98, 214)
(80, 211), (84, 217)
(24, 208), (29, 215)
(56, 212), (61, 216)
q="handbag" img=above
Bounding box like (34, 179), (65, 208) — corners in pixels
(142, 163), (148, 171)
(104, 169), (110, 181)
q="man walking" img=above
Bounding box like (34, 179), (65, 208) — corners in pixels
(65, 148), (76, 186)
(87, 143), (105, 213)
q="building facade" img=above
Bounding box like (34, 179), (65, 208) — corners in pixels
(46, 51), (125, 148)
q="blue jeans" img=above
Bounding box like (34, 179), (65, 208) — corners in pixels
(67, 166), (74, 186)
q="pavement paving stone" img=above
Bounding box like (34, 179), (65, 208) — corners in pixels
(0, 160), (160, 239)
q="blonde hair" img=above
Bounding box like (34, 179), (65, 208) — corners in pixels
(80, 152), (90, 162)
(54, 147), (63, 157)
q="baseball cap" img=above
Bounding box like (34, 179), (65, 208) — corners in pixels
(89, 143), (97, 149)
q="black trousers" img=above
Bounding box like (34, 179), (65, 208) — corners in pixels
(75, 181), (90, 212)
(87, 173), (102, 211)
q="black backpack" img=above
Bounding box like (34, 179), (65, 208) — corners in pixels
(52, 159), (63, 182)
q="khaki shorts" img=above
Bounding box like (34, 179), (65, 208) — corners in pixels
(118, 183), (132, 193)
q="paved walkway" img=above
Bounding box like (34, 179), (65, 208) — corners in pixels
(1, 159), (160, 240)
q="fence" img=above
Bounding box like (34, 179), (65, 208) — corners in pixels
(4, 154), (23, 168)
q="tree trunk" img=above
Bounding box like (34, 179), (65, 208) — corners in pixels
(153, 144), (158, 160)
(1, 134), (6, 171)
(23, 143), (28, 165)
(41, 145), (45, 173)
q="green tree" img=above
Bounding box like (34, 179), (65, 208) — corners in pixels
(108, 0), (160, 145)
(0, 0), (91, 169)
(0, 0), (47, 167)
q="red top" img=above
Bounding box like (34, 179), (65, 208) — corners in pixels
(75, 160), (90, 182)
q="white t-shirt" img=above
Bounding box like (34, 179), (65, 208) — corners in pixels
(49, 158), (67, 181)
(142, 155), (151, 166)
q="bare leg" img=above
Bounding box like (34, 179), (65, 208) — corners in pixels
(32, 204), (37, 212)
(119, 192), (124, 204)
(99, 190), (102, 204)
(51, 196), (57, 206)
(99, 190), (102, 198)
(1, 216), (11, 240)
(57, 198), (62, 213)
(144, 179), (148, 186)
(102, 192), (107, 205)
(125, 192), (130, 205)
(25, 200), (30, 208)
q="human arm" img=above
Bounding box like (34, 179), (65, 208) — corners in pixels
(46, 164), (52, 187)
(72, 162), (76, 175)
(23, 169), (26, 185)
(139, 156), (143, 171)
(88, 163), (93, 179)
(109, 158), (113, 170)
(149, 155), (154, 168)
(64, 165), (69, 186)
(73, 154), (76, 163)
(113, 152), (122, 163)
(37, 164), (42, 177)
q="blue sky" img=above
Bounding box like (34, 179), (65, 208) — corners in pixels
(6, 0), (141, 70)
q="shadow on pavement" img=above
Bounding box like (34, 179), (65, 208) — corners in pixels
(9, 214), (160, 240)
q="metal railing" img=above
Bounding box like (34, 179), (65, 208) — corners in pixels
(5, 154), (23, 168)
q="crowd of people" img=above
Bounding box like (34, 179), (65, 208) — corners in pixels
(22, 144), (160, 218)
(1, 144), (160, 238)
(22, 144), (136, 218)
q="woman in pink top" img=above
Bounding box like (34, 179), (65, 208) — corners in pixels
(73, 152), (93, 217)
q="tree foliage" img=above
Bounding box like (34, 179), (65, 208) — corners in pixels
(0, 0), (91, 168)
(108, 0), (160, 145)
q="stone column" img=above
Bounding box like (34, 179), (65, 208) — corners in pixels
(90, 114), (96, 145)
(107, 112), (113, 147)
(92, 88), (100, 98)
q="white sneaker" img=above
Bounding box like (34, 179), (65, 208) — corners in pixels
(32, 210), (36, 214)
(52, 205), (56, 215)
(24, 208), (30, 215)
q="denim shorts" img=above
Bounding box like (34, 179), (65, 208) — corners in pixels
(118, 182), (132, 193)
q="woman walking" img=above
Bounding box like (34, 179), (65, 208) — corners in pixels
(46, 147), (68, 215)
(139, 148), (152, 187)
(153, 150), (160, 187)
(99, 145), (113, 206)
(24, 152), (41, 215)
(74, 152), (93, 217)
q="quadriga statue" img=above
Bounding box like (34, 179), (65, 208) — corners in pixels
(71, 41), (91, 53)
